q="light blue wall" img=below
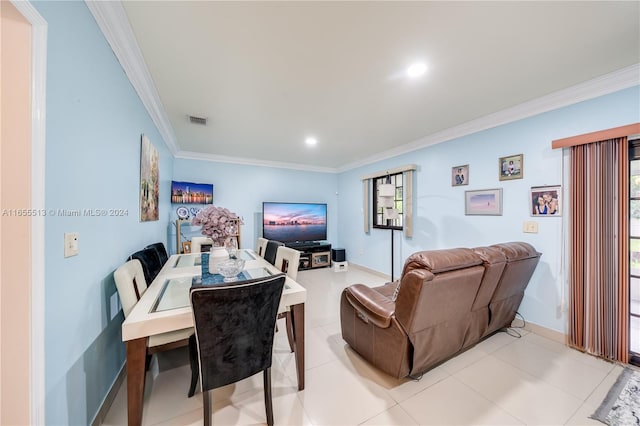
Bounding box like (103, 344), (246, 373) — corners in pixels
(34, 2), (173, 424)
(337, 86), (640, 334)
(172, 160), (339, 253)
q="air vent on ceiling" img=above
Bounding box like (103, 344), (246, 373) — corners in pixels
(188, 115), (208, 126)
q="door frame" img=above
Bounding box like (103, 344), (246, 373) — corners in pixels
(9, 1), (46, 424)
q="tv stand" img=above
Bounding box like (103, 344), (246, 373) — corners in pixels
(288, 242), (331, 270)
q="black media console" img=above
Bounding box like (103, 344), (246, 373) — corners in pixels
(286, 242), (332, 270)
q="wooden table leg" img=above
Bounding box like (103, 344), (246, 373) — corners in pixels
(290, 303), (305, 390)
(126, 338), (147, 426)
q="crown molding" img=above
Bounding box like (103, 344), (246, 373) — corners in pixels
(175, 150), (338, 174)
(337, 63), (640, 172)
(86, 1), (179, 155)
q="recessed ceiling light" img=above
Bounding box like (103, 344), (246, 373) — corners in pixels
(305, 137), (317, 146)
(407, 63), (427, 78)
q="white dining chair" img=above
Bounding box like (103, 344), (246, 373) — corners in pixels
(274, 246), (301, 280)
(191, 236), (215, 253)
(113, 259), (197, 395)
(256, 237), (268, 258)
(274, 246), (301, 352)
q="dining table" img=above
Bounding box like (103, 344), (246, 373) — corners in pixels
(121, 249), (307, 426)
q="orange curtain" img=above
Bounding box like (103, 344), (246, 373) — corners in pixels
(568, 137), (629, 363)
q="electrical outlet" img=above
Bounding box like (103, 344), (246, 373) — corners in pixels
(64, 232), (79, 257)
(523, 221), (538, 233)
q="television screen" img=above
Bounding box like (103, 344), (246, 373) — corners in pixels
(171, 181), (213, 204)
(263, 202), (327, 243)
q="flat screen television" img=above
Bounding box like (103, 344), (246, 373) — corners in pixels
(171, 181), (213, 204)
(262, 202), (327, 243)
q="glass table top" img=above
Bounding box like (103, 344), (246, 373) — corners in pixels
(151, 266), (285, 313)
(172, 249), (255, 268)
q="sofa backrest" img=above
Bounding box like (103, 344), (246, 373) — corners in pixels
(484, 241), (541, 334)
(395, 248), (486, 372)
(470, 246), (507, 311)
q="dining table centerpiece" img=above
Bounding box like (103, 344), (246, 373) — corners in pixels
(191, 205), (242, 248)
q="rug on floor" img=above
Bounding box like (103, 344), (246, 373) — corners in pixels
(591, 367), (640, 425)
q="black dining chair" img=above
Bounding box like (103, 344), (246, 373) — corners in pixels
(146, 242), (169, 264)
(128, 247), (163, 284)
(189, 274), (286, 426)
(263, 240), (284, 266)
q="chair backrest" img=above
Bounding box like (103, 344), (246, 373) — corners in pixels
(146, 242), (169, 264)
(114, 259), (148, 317)
(274, 246), (301, 280)
(129, 247), (163, 284)
(191, 236), (214, 253)
(190, 274), (286, 391)
(263, 240), (284, 265)
(256, 237), (268, 257)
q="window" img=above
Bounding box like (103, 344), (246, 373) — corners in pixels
(629, 140), (640, 366)
(373, 172), (403, 229)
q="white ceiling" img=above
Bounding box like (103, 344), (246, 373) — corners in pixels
(112, 1), (640, 172)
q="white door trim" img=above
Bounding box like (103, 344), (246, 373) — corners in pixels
(9, 2), (47, 425)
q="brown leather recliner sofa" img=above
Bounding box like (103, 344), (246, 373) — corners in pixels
(340, 242), (541, 379)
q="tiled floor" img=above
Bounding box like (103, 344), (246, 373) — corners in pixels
(103, 265), (625, 426)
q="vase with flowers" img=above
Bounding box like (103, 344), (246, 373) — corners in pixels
(193, 206), (242, 272)
(192, 205), (242, 248)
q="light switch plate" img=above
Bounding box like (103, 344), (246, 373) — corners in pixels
(523, 221), (538, 233)
(64, 232), (79, 257)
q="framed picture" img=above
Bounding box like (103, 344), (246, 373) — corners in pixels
(451, 164), (469, 186)
(182, 241), (192, 254)
(530, 185), (561, 216)
(465, 188), (503, 215)
(499, 154), (523, 181)
(140, 134), (159, 221)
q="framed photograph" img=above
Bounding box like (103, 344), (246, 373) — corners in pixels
(140, 134), (159, 221)
(465, 188), (503, 215)
(451, 164), (469, 186)
(530, 185), (561, 216)
(499, 154), (523, 181)
(182, 241), (191, 254)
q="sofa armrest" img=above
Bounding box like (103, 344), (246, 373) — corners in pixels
(344, 284), (395, 328)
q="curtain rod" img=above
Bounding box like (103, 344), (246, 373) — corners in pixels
(551, 123), (640, 149)
(360, 164), (417, 181)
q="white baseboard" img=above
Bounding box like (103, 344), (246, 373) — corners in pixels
(348, 262), (392, 281)
(520, 320), (566, 344)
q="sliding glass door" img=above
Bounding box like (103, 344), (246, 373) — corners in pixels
(629, 141), (640, 365)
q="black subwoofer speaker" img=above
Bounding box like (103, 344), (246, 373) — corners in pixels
(331, 248), (346, 262)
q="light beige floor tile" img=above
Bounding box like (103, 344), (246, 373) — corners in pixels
(297, 357), (396, 426)
(475, 331), (521, 354)
(359, 405), (418, 426)
(493, 337), (609, 400)
(521, 332), (614, 373)
(583, 365), (625, 409)
(141, 365), (204, 426)
(151, 385), (312, 426)
(455, 356), (583, 425)
(400, 376), (523, 425)
(564, 402), (604, 426)
(441, 345), (489, 375)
